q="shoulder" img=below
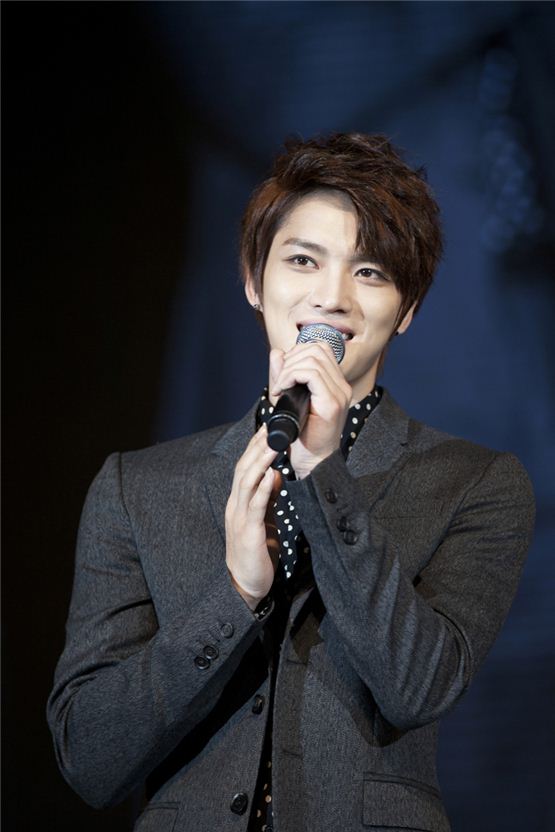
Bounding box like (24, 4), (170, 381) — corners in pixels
(123, 421), (234, 468)
(82, 421), (236, 513)
(117, 421), (238, 492)
(380, 390), (534, 508)
(405, 414), (534, 510)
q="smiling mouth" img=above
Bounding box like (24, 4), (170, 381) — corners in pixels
(296, 323), (354, 340)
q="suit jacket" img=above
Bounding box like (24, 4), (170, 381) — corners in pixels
(47, 391), (535, 832)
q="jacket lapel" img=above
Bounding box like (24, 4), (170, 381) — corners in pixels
(202, 402), (259, 544)
(345, 389), (410, 478)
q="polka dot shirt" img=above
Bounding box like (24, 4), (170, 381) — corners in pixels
(248, 385), (382, 831)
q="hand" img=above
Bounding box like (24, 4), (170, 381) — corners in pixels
(269, 342), (352, 478)
(225, 424), (281, 609)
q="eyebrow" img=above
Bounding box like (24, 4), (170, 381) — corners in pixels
(281, 237), (383, 267)
(282, 237), (328, 256)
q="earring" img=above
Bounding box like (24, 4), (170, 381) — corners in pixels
(252, 303), (261, 311)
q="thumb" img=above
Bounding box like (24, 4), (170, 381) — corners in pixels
(269, 348), (285, 394)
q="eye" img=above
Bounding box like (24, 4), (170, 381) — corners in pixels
(287, 255), (318, 268)
(356, 267), (390, 282)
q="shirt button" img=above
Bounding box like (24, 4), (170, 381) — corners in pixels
(343, 529), (358, 545)
(336, 516), (348, 532)
(230, 792), (249, 815)
(220, 622), (234, 638)
(325, 489), (337, 503)
(203, 644), (219, 660)
(251, 694), (265, 714)
(194, 655), (210, 670)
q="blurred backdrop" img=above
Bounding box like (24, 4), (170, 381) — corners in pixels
(3, 2), (554, 830)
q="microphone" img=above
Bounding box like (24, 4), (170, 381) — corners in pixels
(266, 323), (346, 452)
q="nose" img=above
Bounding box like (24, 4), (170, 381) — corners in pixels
(309, 267), (353, 314)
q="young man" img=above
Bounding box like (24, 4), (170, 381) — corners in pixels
(48, 133), (534, 832)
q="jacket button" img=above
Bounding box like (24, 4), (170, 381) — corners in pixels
(336, 516), (348, 532)
(230, 792), (249, 815)
(194, 655), (210, 670)
(203, 644), (219, 660)
(252, 694), (265, 714)
(343, 529), (358, 545)
(325, 489), (337, 503)
(220, 622), (234, 638)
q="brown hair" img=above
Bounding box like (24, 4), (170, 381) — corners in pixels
(239, 132), (442, 326)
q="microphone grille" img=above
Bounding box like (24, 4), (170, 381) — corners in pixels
(296, 323), (346, 364)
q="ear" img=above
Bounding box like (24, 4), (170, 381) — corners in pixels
(396, 302), (416, 335)
(244, 275), (261, 310)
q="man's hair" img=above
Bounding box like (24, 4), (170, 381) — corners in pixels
(239, 132), (442, 324)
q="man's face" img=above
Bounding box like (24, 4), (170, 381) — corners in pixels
(246, 190), (414, 402)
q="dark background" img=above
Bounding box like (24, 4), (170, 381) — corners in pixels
(3, 2), (554, 830)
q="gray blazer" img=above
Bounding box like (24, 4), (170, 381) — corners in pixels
(47, 391), (535, 832)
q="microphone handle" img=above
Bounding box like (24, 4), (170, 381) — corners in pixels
(267, 384), (310, 452)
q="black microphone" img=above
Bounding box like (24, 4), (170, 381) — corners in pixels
(266, 323), (346, 451)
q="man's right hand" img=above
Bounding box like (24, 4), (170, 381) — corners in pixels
(225, 424), (280, 610)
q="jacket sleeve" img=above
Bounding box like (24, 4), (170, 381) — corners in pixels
(46, 452), (270, 809)
(287, 448), (535, 731)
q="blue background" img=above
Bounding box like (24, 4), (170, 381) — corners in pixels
(3, 2), (554, 830)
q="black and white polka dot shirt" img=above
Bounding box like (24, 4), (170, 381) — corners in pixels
(248, 385), (382, 832)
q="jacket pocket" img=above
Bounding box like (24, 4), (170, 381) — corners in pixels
(134, 803), (179, 832)
(362, 775), (450, 831)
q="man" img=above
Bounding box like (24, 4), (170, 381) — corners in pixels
(48, 133), (534, 831)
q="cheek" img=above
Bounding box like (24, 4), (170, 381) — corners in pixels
(361, 297), (400, 332)
(263, 274), (302, 310)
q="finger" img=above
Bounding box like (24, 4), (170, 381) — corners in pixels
(287, 343), (345, 382)
(229, 426), (269, 507)
(232, 436), (278, 514)
(234, 424), (273, 477)
(248, 466), (276, 519)
(283, 340), (340, 371)
(271, 343), (345, 395)
(272, 356), (350, 410)
(233, 451), (276, 514)
(247, 467), (281, 525)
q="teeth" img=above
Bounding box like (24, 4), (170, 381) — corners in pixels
(341, 332), (352, 340)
